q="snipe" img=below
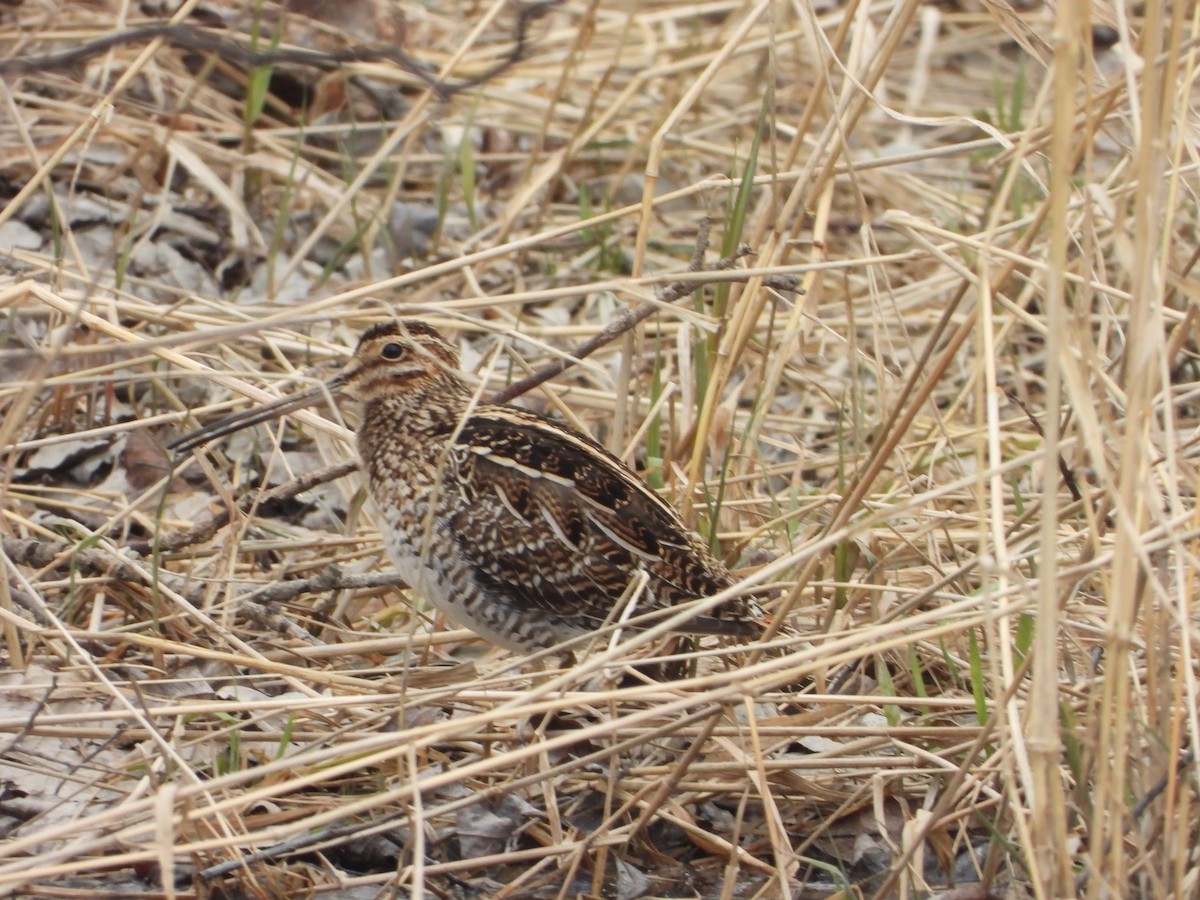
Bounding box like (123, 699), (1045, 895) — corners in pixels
(171, 319), (766, 652)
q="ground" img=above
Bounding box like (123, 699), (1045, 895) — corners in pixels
(0, 1), (1196, 897)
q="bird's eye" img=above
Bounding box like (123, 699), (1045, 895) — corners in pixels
(380, 342), (404, 361)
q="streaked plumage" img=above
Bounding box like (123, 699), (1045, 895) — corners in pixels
(171, 319), (764, 652)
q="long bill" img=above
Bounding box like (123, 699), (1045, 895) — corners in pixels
(169, 374), (346, 453)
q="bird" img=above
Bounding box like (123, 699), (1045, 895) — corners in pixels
(170, 319), (767, 653)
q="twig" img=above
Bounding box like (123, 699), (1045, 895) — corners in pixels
(4, 536), (155, 584)
(127, 460), (358, 556)
(239, 567), (407, 605)
(193, 812), (409, 882)
(1073, 749), (1196, 894)
(0, 675), (56, 756)
(1004, 387), (1083, 504)
(0, 4), (561, 100)
(490, 238), (800, 405)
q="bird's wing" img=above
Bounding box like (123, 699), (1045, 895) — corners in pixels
(443, 406), (755, 636)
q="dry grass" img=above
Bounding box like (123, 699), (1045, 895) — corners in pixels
(0, 0), (1197, 897)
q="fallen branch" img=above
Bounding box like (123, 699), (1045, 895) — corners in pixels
(0, 4), (561, 100)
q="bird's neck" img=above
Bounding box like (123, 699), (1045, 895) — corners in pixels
(357, 379), (473, 462)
